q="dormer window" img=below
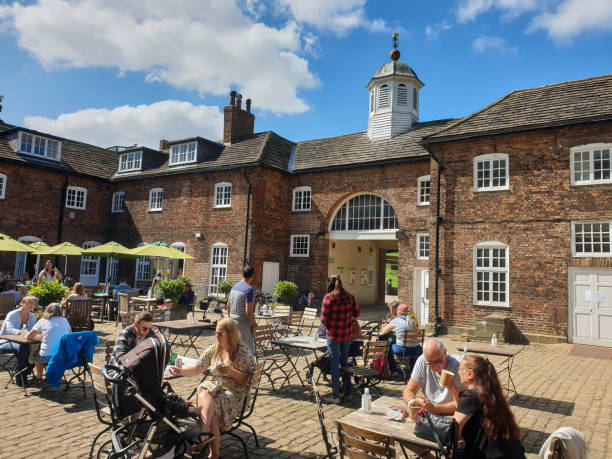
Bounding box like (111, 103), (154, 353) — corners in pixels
(397, 84), (408, 106)
(170, 142), (197, 165)
(118, 151), (142, 172)
(18, 131), (61, 160)
(378, 84), (390, 109)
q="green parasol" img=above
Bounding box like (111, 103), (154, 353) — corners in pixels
(33, 241), (84, 274)
(81, 241), (135, 286)
(0, 234), (35, 253)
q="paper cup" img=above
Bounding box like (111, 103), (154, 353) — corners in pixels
(408, 399), (419, 420)
(440, 369), (454, 387)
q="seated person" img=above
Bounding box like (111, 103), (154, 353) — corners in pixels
(61, 282), (88, 307)
(26, 303), (72, 383)
(402, 338), (462, 415)
(0, 295), (38, 386)
(109, 311), (156, 366)
(21, 272), (30, 283)
(446, 355), (525, 458)
(169, 318), (255, 459)
(380, 303), (422, 375)
(109, 278), (132, 320)
(384, 300), (400, 323)
(0, 282), (19, 304)
(38, 260), (62, 284)
(177, 282), (195, 311)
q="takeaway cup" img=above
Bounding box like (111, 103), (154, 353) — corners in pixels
(440, 369), (454, 387)
(408, 399), (419, 420)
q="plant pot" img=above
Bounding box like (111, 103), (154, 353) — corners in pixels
(169, 309), (187, 321)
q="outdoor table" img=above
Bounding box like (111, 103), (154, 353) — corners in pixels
(256, 313), (289, 335)
(155, 320), (214, 357)
(0, 334), (41, 394)
(131, 296), (159, 311)
(457, 342), (524, 397)
(336, 395), (441, 458)
(163, 355), (199, 379)
(271, 335), (328, 390)
(93, 292), (112, 321)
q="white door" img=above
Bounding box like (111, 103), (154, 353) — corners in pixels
(262, 262), (279, 294)
(569, 268), (612, 347)
(413, 268), (429, 325)
(80, 241), (101, 286)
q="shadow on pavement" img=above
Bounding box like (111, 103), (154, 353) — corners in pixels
(509, 394), (574, 415)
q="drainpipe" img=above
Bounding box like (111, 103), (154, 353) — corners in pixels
(429, 153), (443, 336)
(57, 175), (68, 243)
(242, 168), (251, 266)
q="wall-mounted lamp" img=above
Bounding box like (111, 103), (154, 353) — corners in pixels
(358, 246), (362, 252)
(195, 231), (202, 239)
(316, 231), (327, 240)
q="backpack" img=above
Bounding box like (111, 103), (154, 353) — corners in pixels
(371, 357), (391, 379)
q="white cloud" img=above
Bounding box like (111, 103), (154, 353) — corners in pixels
(472, 35), (517, 53)
(529, 0), (612, 41)
(425, 20), (453, 40)
(0, 0), (319, 115)
(24, 101), (223, 150)
(275, 0), (386, 36)
(456, 0), (539, 23)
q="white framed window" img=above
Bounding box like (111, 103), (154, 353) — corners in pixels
(80, 241), (100, 278)
(170, 142), (197, 165)
(473, 242), (509, 307)
(417, 175), (431, 206)
(112, 191), (125, 213)
(18, 131), (61, 161)
(413, 88), (418, 110)
(330, 194), (398, 232)
(416, 233), (430, 260)
(572, 221), (611, 257)
(0, 173), (6, 199)
(135, 243), (151, 282)
(209, 243), (228, 295)
(570, 144), (612, 186)
(292, 186), (312, 212)
(474, 154), (509, 192)
(397, 83), (408, 106)
(66, 186), (87, 210)
(378, 84), (390, 109)
(118, 151), (142, 172)
(214, 182), (232, 208)
(290, 234), (310, 257)
(149, 188), (163, 211)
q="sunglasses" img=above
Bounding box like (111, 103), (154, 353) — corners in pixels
(139, 326), (150, 332)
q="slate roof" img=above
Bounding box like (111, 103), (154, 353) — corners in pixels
(424, 74), (612, 143)
(0, 122), (119, 180)
(290, 119), (455, 173)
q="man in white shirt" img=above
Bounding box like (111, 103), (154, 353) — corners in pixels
(402, 338), (462, 415)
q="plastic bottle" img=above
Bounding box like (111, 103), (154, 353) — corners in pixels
(21, 324), (28, 336)
(491, 333), (497, 346)
(461, 346), (468, 359)
(361, 388), (372, 413)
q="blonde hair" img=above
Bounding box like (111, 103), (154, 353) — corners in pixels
(71, 282), (85, 296)
(212, 317), (241, 364)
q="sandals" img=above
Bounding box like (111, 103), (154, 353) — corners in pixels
(190, 432), (215, 453)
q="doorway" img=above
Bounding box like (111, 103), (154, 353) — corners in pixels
(262, 262), (279, 294)
(413, 268), (429, 325)
(569, 268), (612, 347)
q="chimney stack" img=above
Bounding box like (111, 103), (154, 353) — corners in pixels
(159, 139), (169, 151)
(223, 90), (255, 144)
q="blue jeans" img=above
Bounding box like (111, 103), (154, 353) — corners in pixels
(0, 340), (32, 378)
(388, 344), (423, 373)
(327, 338), (351, 398)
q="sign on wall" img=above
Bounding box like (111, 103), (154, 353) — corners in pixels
(586, 290), (605, 303)
(349, 268), (356, 285)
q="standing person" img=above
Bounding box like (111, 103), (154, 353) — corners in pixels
(148, 271), (162, 297)
(321, 276), (360, 404)
(0, 295), (37, 386)
(445, 355), (526, 458)
(38, 260), (62, 284)
(227, 265), (256, 353)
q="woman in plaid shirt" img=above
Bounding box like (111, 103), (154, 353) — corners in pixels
(321, 276), (360, 404)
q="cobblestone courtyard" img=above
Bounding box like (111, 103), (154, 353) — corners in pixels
(1, 315), (610, 458)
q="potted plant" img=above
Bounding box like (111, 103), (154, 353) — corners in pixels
(28, 280), (69, 308)
(217, 280), (235, 301)
(155, 278), (189, 320)
(272, 281), (299, 305)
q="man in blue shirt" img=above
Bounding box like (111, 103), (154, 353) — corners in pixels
(227, 265), (256, 352)
(110, 279), (132, 320)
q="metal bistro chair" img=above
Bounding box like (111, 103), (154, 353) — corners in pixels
(253, 324), (292, 391)
(300, 306), (319, 335)
(336, 420), (396, 458)
(342, 339), (390, 396)
(65, 298), (93, 331)
(396, 329), (424, 384)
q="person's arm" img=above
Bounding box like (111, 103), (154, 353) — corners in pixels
(26, 328), (41, 341)
(169, 363), (205, 378)
(403, 377), (422, 404)
(321, 297), (329, 328)
(217, 363), (249, 384)
(226, 297), (231, 318)
(4, 312), (23, 335)
(246, 301), (256, 332)
(381, 323), (394, 335)
(55, 269), (63, 281)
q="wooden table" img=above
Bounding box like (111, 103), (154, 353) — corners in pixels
(131, 296), (159, 311)
(93, 293), (112, 321)
(336, 395), (441, 458)
(154, 320), (214, 357)
(271, 335), (328, 389)
(457, 342), (524, 396)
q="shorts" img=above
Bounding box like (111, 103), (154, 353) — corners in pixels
(36, 354), (51, 364)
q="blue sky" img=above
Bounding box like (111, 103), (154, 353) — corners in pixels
(0, 0), (611, 149)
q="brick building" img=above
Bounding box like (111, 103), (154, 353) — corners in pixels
(1, 48), (611, 345)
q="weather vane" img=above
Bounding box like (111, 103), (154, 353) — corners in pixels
(390, 27), (400, 61)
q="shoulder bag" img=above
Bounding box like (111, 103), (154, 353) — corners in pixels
(414, 408), (456, 456)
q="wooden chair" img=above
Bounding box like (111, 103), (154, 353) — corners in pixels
(116, 293), (131, 327)
(342, 339), (390, 396)
(120, 311), (139, 329)
(84, 287), (97, 298)
(396, 329), (424, 383)
(285, 309), (304, 336)
(0, 294), (15, 319)
(301, 307), (319, 335)
(337, 420), (395, 458)
(253, 325), (292, 391)
(88, 363), (123, 457)
(65, 298), (93, 331)
(97, 283), (106, 293)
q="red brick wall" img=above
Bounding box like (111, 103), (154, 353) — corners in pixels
(426, 121), (612, 337)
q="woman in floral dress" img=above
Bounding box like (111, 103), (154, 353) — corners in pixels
(169, 317), (254, 458)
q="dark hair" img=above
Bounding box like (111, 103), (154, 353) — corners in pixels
(45, 260), (55, 269)
(135, 311), (154, 323)
(184, 282), (192, 290)
(243, 264), (255, 279)
(327, 276), (346, 297)
(462, 355), (521, 442)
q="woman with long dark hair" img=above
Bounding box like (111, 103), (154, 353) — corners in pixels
(447, 354), (525, 458)
(321, 276), (360, 404)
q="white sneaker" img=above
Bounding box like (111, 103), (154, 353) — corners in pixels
(324, 395), (341, 404)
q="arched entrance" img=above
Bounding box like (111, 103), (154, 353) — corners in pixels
(328, 194), (398, 306)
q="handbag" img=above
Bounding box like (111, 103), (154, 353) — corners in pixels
(414, 409), (456, 452)
(351, 317), (362, 340)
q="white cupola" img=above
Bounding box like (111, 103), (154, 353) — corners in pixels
(367, 33), (424, 141)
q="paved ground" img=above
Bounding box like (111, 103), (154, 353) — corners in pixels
(0, 310), (609, 458)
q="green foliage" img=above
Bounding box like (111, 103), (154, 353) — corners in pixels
(217, 280), (236, 297)
(28, 280), (68, 308)
(155, 278), (187, 309)
(272, 281), (299, 304)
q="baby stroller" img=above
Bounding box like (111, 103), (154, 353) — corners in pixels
(97, 332), (207, 458)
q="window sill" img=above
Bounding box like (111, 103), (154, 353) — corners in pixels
(473, 188), (509, 193)
(417, 203), (430, 207)
(416, 257), (430, 261)
(214, 205), (232, 209)
(572, 253), (612, 258)
(111, 210), (124, 214)
(292, 209), (311, 213)
(290, 254), (310, 258)
(18, 151), (61, 162)
(65, 206), (86, 211)
(473, 303), (509, 308)
(148, 208), (162, 213)
(571, 181), (612, 187)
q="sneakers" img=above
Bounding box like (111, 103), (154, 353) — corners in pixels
(324, 395), (341, 404)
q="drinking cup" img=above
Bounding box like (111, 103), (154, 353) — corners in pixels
(407, 399), (419, 420)
(440, 369), (454, 387)
(170, 352), (177, 365)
